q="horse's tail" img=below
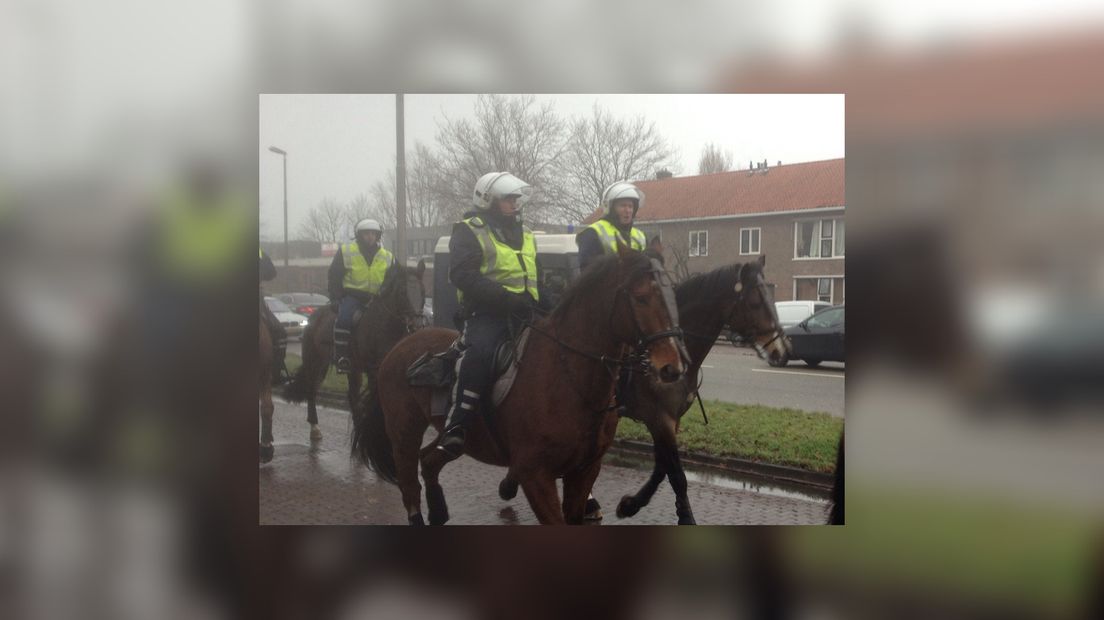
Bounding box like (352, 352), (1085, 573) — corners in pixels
(281, 363), (314, 404)
(350, 388), (398, 485)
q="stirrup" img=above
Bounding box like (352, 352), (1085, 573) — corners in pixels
(436, 431), (465, 461)
(335, 358), (352, 374)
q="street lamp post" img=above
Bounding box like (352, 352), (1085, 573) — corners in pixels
(268, 146), (288, 267)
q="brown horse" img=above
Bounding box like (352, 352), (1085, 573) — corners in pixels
(611, 256), (791, 523)
(499, 256), (791, 524)
(282, 262), (426, 440)
(260, 306), (276, 463)
(352, 246), (688, 525)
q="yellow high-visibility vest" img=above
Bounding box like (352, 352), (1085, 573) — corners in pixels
(340, 242), (393, 294)
(587, 219), (646, 253)
(457, 216), (539, 303)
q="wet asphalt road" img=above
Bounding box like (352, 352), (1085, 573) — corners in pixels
(260, 400), (830, 526)
(286, 339), (845, 417)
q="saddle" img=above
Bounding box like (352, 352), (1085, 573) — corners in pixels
(406, 328), (532, 418)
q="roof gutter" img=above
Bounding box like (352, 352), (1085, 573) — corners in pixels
(636, 205), (845, 225)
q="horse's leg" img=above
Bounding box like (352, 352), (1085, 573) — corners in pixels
(498, 473), (519, 500)
(562, 460), (604, 525)
(418, 442), (450, 526)
(393, 418), (428, 526)
(304, 329), (327, 441)
(519, 473), (565, 525)
(259, 384), (275, 463)
(659, 442), (696, 525)
(616, 453), (666, 519)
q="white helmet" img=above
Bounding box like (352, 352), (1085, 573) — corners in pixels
(601, 181), (645, 217)
(472, 172), (533, 211)
(355, 218), (382, 237)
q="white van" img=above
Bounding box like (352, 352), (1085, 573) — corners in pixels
(774, 300), (833, 329)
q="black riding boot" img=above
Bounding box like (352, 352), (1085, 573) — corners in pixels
(438, 388), (479, 462)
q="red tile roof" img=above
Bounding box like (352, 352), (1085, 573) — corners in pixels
(583, 158), (844, 225)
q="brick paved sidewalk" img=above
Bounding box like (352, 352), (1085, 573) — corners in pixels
(261, 400), (829, 525)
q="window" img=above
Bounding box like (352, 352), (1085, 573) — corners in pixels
(817, 278), (832, 303)
(794, 217), (845, 258)
(807, 307), (844, 329)
(689, 230), (708, 257)
(739, 227), (760, 255)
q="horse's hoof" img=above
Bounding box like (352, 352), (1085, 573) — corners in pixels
(584, 497), (603, 520)
(309, 426), (322, 441)
(678, 515), (697, 525)
(616, 495), (640, 518)
(409, 513), (426, 526)
(259, 444), (274, 463)
(498, 477), (519, 500)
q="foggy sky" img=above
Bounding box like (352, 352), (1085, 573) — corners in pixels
(258, 94), (844, 239)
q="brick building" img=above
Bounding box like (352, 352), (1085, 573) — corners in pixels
(585, 158), (845, 303)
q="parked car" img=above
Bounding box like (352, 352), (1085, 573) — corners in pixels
(274, 292), (330, 317)
(775, 300), (833, 329)
(770, 304), (844, 367)
(264, 296), (310, 340)
(722, 300), (832, 346)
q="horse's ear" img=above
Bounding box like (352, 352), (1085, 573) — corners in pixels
(758, 254), (766, 268)
(616, 238), (633, 261)
(416, 258), (426, 279)
(648, 235), (664, 256)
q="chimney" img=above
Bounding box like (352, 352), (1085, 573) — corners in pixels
(655, 168), (673, 180)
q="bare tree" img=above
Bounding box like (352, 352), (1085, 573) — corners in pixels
(428, 95), (570, 225)
(698, 142), (734, 175)
(345, 192), (378, 236)
(297, 197), (347, 243)
(559, 103), (678, 224)
(368, 143), (449, 230)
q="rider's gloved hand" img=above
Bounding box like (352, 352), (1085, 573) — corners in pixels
(505, 292), (533, 315)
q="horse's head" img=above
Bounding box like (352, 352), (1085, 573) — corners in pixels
(724, 255), (791, 361)
(611, 243), (687, 384)
(380, 260), (427, 333)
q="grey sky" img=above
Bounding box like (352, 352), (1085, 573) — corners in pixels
(259, 94), (844, 239)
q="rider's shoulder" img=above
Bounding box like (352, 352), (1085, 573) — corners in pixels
(464, 215), (486, 228)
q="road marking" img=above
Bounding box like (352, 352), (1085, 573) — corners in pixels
(751, 368), (845, 379)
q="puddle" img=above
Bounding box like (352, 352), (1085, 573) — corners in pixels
(603, 451), (830, 503)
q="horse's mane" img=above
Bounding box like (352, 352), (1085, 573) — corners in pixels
(674, 263), (741, 308)
(674, 260), (763, 314)
(550, 251), (653, 321)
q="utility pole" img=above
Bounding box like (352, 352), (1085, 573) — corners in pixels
(268, 145), (289, 267)
(395, 94), (407, 265)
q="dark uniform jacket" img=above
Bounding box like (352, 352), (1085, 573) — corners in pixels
(576, 213), (637, 270)
(449, 209), (549, 319)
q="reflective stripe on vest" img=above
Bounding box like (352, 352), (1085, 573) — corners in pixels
(341, 243), (393, 294)
(588, 219), (646, 254)
(457, 216), (539, 304)
(161, 193), (248, 282)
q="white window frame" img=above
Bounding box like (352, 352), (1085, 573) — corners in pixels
(792, 275), (844, 305)
(739, 227), (761, 255)
(689, 230), (708, 257)
(793, 217), (845, 260)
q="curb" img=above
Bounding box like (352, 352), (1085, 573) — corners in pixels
(304, 388), (835, 493)
(609, 438), (834, 491)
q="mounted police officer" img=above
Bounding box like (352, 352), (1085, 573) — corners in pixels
(328, 218), (395, 374)
(437, 172), (540, 461)
(576, 180), (647, 270)
(260, 249), (289, 384)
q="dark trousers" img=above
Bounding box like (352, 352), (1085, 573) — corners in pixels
(446, 314), (511, 430)
(334, 295), (369, 361)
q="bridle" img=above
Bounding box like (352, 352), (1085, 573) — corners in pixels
(372, 271), (425, 335)
(523, 258), (688, 411)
